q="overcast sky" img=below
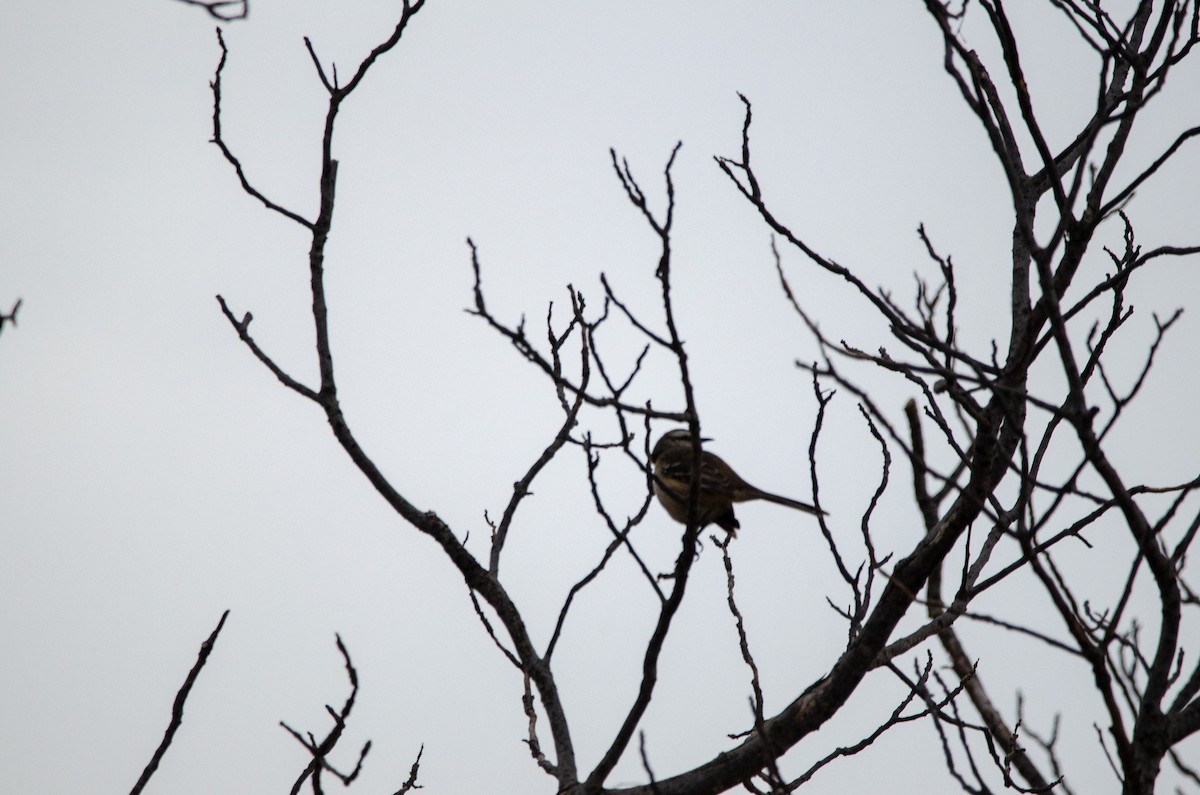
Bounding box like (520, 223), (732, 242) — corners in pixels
(3, 2), (1200, 793)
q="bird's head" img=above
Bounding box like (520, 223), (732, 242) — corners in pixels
(651, 428), (711, 461)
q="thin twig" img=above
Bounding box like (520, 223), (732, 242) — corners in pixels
(130, 610), (230, 795)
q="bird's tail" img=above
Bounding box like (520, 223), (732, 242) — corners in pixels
(758, 490), (825, 516)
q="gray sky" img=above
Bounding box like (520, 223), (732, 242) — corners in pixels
(3, 1), (1200, 793)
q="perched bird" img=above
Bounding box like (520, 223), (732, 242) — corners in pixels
(650, 428), (823, 536)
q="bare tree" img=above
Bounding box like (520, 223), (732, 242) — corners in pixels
(136, 2), (1200, 794)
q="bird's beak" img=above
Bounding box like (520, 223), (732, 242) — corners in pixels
(700, 436), (712, 443)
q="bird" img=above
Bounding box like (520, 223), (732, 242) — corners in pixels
(649, 428), (823, 536)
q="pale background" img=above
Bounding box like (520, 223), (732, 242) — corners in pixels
(3, 1), (1199, 793)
